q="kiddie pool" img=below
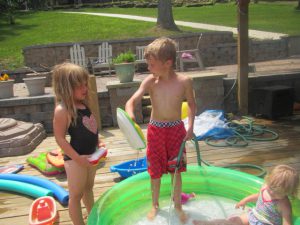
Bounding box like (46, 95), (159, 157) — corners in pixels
(88, 165), (300, 225)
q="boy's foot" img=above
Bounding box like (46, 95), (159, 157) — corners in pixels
(175, 208), (188, 224)
(147, 206), (159, 221)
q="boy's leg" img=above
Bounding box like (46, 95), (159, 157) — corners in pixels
(171, 172), (188, 224)
(64, 160), (87, 225)
(147, 178), (161, 220)
(82, 165), (97, 214)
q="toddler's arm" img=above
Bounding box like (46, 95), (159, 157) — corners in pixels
(235, 193), (259, 210)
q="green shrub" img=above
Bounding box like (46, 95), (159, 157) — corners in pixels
(113, 51), (136, 64)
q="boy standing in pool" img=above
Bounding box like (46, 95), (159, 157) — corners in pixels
(126, 37), (196, 223)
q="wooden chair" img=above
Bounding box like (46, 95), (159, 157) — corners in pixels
(177, 34), (204, 72)
(89, 42), (113, 75)
(136, 46), (147, 64)
(70, 44), (87, 68)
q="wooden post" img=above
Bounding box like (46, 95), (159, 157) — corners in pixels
(237, 0), (250, 115)
(88, 75), (102, 130)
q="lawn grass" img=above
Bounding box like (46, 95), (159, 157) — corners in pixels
(81, 2), (300, 34)
(0, 11), (198, 70)
(0, 2), (299, 70)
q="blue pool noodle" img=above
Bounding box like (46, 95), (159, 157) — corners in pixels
(0, 179), (53, 198)
(0, 174), (69, 205)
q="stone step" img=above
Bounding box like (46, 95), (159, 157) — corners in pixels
(142, 95), (151, 106)
(142, 105), (152, 117)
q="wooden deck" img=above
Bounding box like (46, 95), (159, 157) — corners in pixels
(0, 114), (300, 225)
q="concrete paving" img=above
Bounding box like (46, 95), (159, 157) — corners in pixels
(12, 55), (300, 97)
(63, 11), (286, 40)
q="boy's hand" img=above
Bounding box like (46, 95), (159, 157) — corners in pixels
(184, 128), (194, 141)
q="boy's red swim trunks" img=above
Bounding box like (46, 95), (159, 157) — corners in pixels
(146, 120), (187, 179)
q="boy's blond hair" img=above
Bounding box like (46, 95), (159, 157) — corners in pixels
(52, 62), (90, 126)
(265, 165), (299, 196)
(144, 37), (177, 67)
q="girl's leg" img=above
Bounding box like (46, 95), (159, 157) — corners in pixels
(82, 165), (97, 214)
(147, 178), (161, 220)
(64, 160), (88, 225)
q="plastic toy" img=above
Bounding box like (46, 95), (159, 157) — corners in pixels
(181, 192), (196, 204)
(0, 164), (24, 174)
(88, 147), (108, 165)
(0, 179), (52, 198)
(27, 152), (65, 175)
(116, 108), (146, 150)
(46, 149), (64, 168)
(29, 196), (57, 225)
(0, 174), (69, 205)
(181, 101), (188, 119)
(110, 156), (147, 178)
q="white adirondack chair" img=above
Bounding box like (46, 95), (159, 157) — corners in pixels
(70, 44), (87, 68)
(136, 46), (147, 64)
(89, 42), (113, 75)
(177, 34), (204, 72)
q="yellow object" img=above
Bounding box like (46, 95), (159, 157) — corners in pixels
(181, 102), (188, 119)
(0, 74), (9, 81)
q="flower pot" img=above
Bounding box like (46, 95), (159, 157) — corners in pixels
(114, 63), (135, 83)
(0, 80), (14, 99)
(23, 77), (46, 96)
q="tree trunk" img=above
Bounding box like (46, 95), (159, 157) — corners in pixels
(157, 0), (179, 31)
(297, 0), (300, 9)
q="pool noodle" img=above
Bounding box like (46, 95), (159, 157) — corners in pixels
(0, 174), (69, 205)
(0, 179), (53, 198)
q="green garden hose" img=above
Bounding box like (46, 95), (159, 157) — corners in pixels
(176, 135), (266, 178)
(205, 116), (278, 147)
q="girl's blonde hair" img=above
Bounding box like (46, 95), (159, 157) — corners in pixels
(52, 62), (90, 125)
(144, 37), (177, 67)
(265, 165), (299, 196)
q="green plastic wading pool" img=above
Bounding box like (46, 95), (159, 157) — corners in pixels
(88, 166), (300, 225)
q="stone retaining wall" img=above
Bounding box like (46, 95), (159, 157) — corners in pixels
(1, 72), (299, 133)
(23, 32), (297, 71)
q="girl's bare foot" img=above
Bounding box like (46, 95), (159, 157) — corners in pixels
(147, 206), (159, 221)
(175, 208), (188, 224)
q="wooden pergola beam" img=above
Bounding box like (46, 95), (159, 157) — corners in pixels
(237, 0), (250, 115)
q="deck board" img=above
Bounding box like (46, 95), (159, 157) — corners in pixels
(0, 116), (300, 225)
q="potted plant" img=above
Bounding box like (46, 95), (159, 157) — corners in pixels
(0, 73), (14, 99)
(113, 51), (136, 83)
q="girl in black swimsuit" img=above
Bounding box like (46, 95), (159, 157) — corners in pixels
(53, 62), (104, 225)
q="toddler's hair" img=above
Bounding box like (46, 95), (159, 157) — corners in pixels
(144, 37), (177, 67)
(266, 165), (299, 196)
(52, 62), (90, 125)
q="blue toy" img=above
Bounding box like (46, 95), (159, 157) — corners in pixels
(110, 157), (147, 178)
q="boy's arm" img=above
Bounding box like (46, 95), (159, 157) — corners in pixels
(184, 77), (196, 140)
(125, 77), (150, 121)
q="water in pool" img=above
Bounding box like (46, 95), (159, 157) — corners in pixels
(134, 195), (246, 225)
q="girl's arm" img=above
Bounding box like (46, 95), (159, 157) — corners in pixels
(280, 198), (293, 225)
(235, 193), (259, 209)
(53, 105), (90, 167)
